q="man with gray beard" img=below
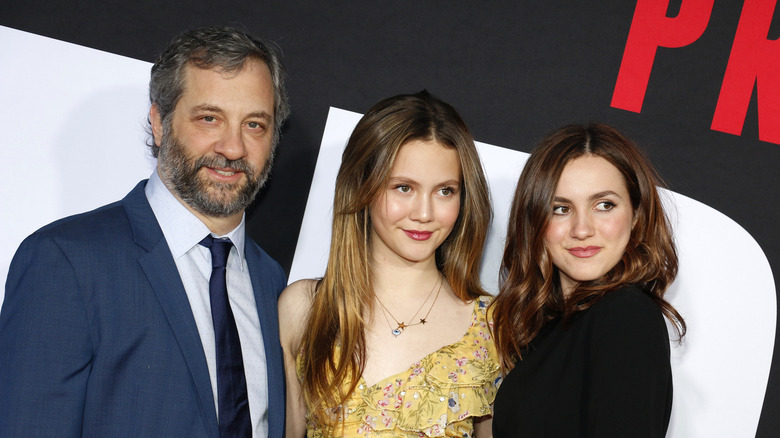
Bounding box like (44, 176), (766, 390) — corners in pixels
(0, 26), (290, 438)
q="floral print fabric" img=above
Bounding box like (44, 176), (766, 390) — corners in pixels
(299, 296), (501, 437)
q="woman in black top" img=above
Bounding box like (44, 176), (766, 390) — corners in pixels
(490, 124), (686, 437)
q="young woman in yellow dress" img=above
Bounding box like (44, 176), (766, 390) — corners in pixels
(279, 91), (500, 437)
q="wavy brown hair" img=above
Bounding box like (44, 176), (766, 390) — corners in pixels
(298, 90), (492, 429)
(490, 123), (686, 370)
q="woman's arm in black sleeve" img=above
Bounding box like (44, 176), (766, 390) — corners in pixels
(584, 287), (673, 438)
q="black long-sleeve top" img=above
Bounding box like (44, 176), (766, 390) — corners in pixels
(493, 285), (673, 437)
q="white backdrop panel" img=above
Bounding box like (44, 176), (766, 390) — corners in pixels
(0, 26), (156, 298)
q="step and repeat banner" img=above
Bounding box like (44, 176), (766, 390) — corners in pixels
(1, 1), (778, 436)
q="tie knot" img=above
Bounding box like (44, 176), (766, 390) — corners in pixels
(199, 235), (233, 269)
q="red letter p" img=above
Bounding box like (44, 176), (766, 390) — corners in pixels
(611, 0), (714, 112)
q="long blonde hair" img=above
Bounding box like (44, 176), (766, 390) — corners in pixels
(298, 90), (492, 428)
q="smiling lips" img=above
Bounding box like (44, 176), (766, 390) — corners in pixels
(207, 167), (242, 179)
(568, 246), (601, 258)
(404, 230), (433, 241)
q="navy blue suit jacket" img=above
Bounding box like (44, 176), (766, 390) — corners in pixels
(0, 180), (287, 437)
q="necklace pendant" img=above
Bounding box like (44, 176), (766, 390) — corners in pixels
(391, 326), (404, 336)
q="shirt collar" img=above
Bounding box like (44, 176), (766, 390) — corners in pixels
(145, 169), (247, 267)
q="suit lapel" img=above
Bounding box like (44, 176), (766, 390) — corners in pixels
(123, 181), (219, 437)
(245, 242), (285, 437)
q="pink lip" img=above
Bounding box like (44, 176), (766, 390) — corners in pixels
(404, 230), (433, 241)
(568, 246), (601, 258)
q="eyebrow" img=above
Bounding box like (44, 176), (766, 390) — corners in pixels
(553, 190), (622, 203)
(247, 111), (272, 121)
(389, 176), (461, 187)
(190, 104), (272, 121)
(190, 104), (223, 115)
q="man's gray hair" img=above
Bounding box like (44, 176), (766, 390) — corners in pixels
(148, 25), (290, 157)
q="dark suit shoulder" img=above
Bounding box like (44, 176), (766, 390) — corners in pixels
(28, 180), (149, 244)
(245, 237), (281, 268)
(244, 237), (287, 296)
(33, 199), (129, 239)
(13, 181), (151, 271)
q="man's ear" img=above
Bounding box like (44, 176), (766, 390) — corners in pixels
(150, 104), (163, 147)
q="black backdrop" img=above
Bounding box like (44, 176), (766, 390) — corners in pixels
(2, 1), (778, 435)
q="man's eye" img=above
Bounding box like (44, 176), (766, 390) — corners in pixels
(247, 121), (264, 129)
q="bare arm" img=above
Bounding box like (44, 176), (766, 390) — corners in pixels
(474, 413), (493, 438)
(278, 279), (316, 438)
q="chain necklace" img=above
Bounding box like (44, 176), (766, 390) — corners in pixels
(375, 274), (444, 337)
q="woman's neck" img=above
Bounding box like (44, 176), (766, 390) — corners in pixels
(371, 260), (441, 301)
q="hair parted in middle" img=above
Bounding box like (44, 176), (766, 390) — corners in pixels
(298, 90), (492, 428)
(490, 123), (685, 370)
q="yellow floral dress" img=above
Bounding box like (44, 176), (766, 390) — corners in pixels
(297, 296), (502, 437)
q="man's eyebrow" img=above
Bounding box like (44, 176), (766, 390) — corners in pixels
(246, 111), (272, 121)
(190, 104), (224, 115)
(189, 105), (272, 122)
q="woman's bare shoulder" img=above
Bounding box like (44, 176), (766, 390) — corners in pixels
(278, 279), (319, 346)
(279, 278), (318, 306)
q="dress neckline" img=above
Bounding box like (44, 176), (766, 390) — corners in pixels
(358, 297), (484, 388)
